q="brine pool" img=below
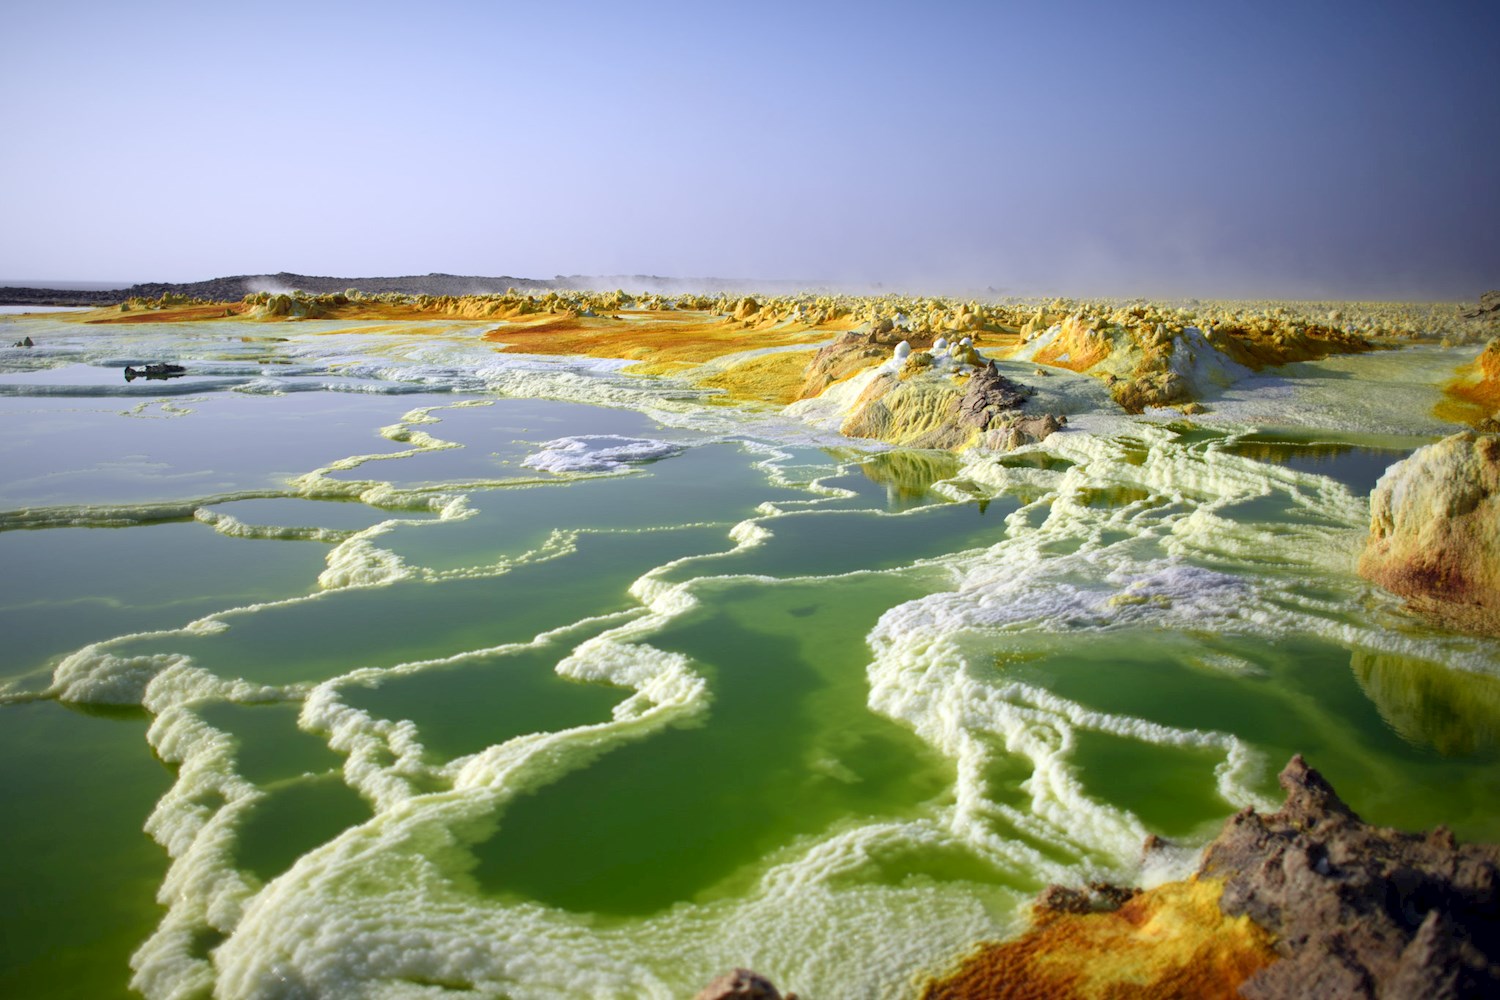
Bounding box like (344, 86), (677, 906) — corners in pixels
(2, 315), (1498, 1000)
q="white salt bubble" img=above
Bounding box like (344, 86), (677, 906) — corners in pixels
(521, 435), (687, 475)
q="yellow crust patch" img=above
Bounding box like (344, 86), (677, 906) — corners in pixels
(922, 877), (1277, 1000)
(694, 349), (820, 406)
(1435, 340), (1500, 427)
(1032, 316), (1113, 372)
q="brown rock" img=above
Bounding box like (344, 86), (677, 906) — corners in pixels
(796, 331), (888, 400)
(695, 968), (795, 1000)
(1035, 881), (1140, 916)
(1461, 291), (1500, 321)
(956, 361), (1031, 431)
(977, 413), (1063, 452)
(1201, 755), (1500, 999)
(1110, 370), (1191, 413)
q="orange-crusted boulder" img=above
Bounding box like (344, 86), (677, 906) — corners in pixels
(1358, 431), (1500, 635)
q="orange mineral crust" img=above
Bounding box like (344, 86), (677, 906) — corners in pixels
(921, 878), (1276, 1000)
(482, 310), (839, 370)
(1435, 338), (1500, 428)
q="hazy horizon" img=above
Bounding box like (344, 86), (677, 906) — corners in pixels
(3, 2), (1497, 301)
(0, 272), (1486, 306)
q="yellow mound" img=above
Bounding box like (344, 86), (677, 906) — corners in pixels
(82, 303), (255, 324)
(1030, 315), (1118, 372)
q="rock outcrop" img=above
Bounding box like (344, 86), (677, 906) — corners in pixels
(796, 331), (893, 400)
(1008, 307), (1378, 413)
(924, 756), (1500, 999)
(695, 968), (797, 1000)
(956, 361), (1031, 429)
(1109, 369), (1192, 412)
(795, 327), (942, 401)
(1357, 431), (1500, 635)
(1201, 755), (1500, 999)
(1461, 291), (1500, 321)
(834, 361), (1058, 452)
(838, 372), (974, 449)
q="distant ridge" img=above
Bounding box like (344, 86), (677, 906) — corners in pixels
(0, 271), (830, 307)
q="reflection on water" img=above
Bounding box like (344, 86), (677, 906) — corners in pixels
(993, 451), (1075, 472)
(854, 448), (962, 510)
(1075, 485), (1153, 508)
(1351, 650), (1500, 758)
(1223, 436), (1415, 494)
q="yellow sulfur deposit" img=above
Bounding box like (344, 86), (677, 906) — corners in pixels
(921, 877), (1276, 1000)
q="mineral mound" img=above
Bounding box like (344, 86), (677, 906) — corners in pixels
(1358, 431), (1500, 635)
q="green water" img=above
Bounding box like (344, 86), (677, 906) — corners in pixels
(1003, 632), (1500, 840)
(473, 577), (952, 917)
(2, 325), (1498, 1000)
(0, 520), (331, 686)
(0, 702), (170, 1000)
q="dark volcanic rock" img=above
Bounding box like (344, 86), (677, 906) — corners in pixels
(1035, 881), (1141, 915)
(956, 361), (1031, 430)
(695, 968), (796, 1000)
(1198, 755), (1500, 999)
(1462, 291), (1500, 321)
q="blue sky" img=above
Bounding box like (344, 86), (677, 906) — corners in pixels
(3, 0), (1497, 298)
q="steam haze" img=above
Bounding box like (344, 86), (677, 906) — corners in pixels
(2, 0), (1496, 299)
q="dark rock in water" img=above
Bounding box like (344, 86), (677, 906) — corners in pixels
(956, 361), (1031, 431)
(1200, 754), (1500, 999)
(695, 968), (796, 1000)
(11, 336), (34, 347)
(124, 362), (188, 381)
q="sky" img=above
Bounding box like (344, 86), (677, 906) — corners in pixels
(2, 0), (1497, 300)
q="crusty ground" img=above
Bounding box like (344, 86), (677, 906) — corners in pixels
(921, 878), (1276, 1000)
(483, 310), (839, 369)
